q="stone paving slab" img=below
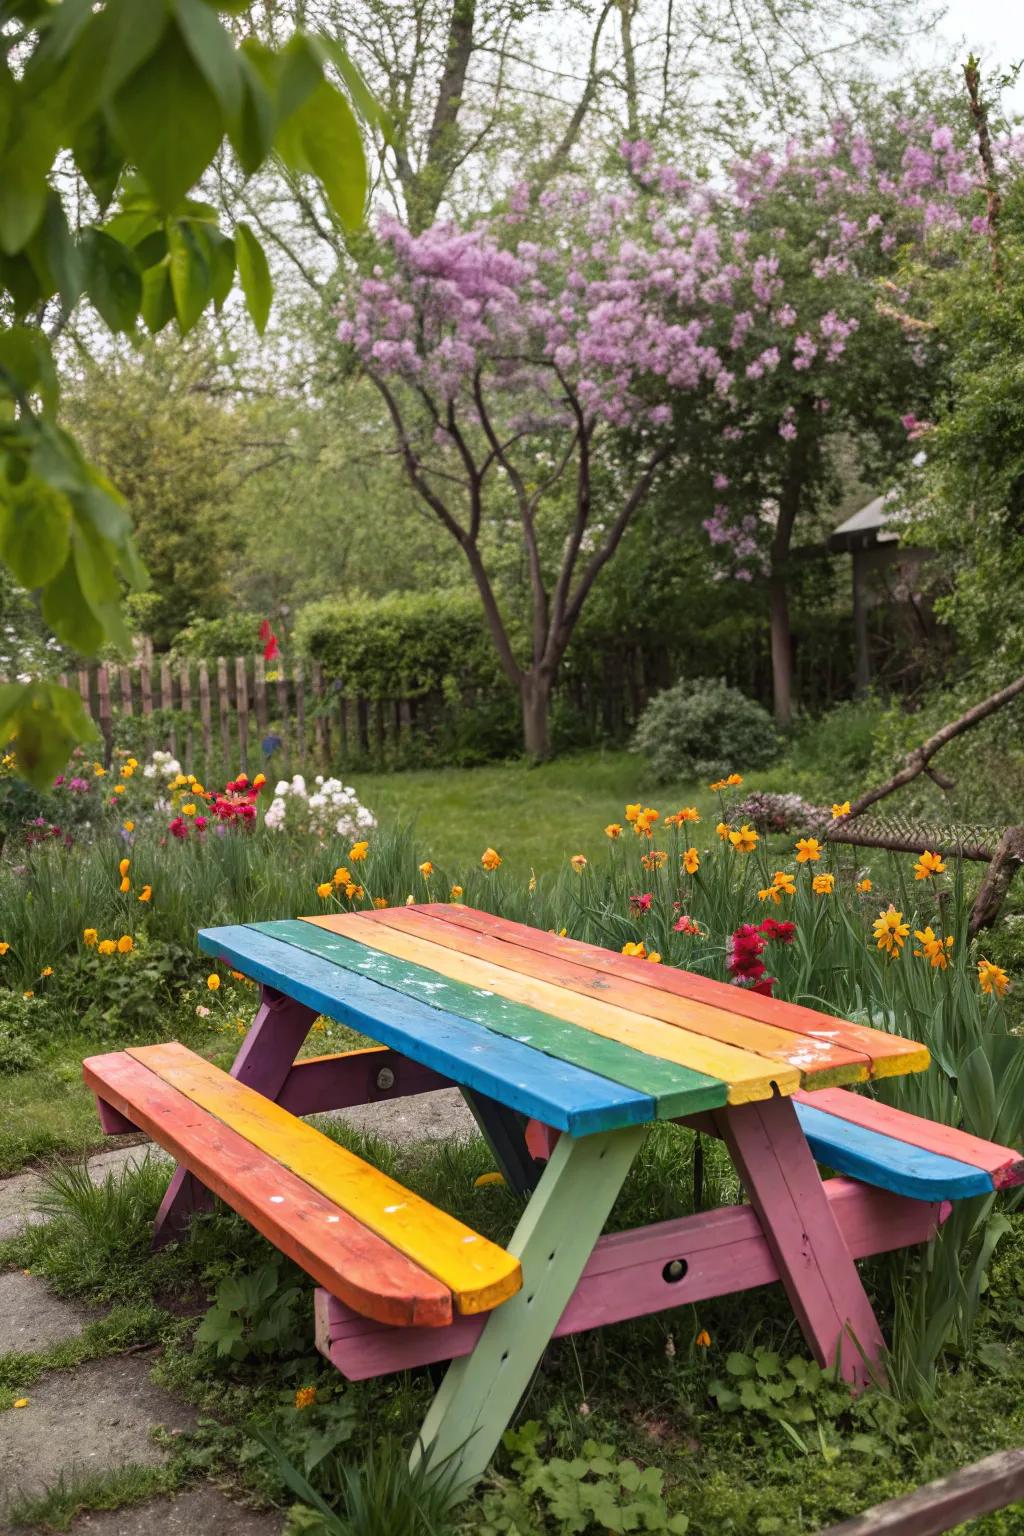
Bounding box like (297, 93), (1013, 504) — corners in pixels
(0, 1271), (98, 1355)
(0, 1144), (170, 1244)
(0, 1354), (194, 1507)
(59, 1486), (284, 1535)
(331, 1085), (476, 1144)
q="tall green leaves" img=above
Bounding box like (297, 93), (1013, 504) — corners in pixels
(0, 2), (376, 785)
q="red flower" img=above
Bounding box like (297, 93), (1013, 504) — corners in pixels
(258, 619), (272, 642)
(263, 634), (279, 661)
(751, 976), (776, 996)
(674, 914), (702, 935)
(630, 892), (653, 913)
(169, 816), (188, 839)
(758, 919), (796, 945)
(194, 815), (207, 829)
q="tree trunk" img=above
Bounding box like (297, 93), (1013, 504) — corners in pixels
(521, 671), (553, 760)
(769, 567), (793, 727)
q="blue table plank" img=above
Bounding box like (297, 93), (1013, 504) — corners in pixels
(199, 924), (654, 1136)
(795, 1102), (994, 1201)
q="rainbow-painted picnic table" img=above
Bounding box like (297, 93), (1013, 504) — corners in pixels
(84, 905), (1024, 1495)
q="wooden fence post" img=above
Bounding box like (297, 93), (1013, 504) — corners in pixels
(217, 657), (231, 768)
(311, 661), (328, 768)
(198, 660), (212, 764)
(235, 656), (250, 775)
(160, 657), (175, 755)
(179, 663), (193, 771)
(276, 667), (290, 760)
(119, 666), (133, 717)
(294, 663), (306, 769)
(96, 664), (113, 763)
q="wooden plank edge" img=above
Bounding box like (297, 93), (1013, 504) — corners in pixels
(812, 1446), (1024, 1535)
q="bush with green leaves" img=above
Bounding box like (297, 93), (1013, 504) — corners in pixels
(632, 678), (779, 783)
(0, 991), (44, 1073)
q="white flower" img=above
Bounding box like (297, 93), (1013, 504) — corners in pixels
(291, 774), (307, 796)
(264, 798), (287, 830)
(274, 780), (290, 796)
(308, 793), (326, 809)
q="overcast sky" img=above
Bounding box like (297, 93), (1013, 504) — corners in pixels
(934, 0), (1024, 109)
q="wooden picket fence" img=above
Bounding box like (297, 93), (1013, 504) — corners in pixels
(62, 651), (394, 777)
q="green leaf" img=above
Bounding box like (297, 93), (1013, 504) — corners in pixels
(234, 222), (271, 334)
(0, 252), (42, 315)
(230, 55), (275, 174)
(0, 145), (49, 256)
(0, 680), (98, 790)
(100, 0), (169, 95)
(109, 23), (223, 211)
(172, 0), (242, 119)
(40, 553), (106, 652)
(312, 34), (395, 140)
(0, 474), (71, 587)
(0, 325), (48, 397)
(82, 228), (141, 332)
(140, 261), (176, 334)
(277, 80), (366, 231)
(168, 220), (212, 332)
(206, 229), (236, 310)
(41, 194), (83, 309)
(73, 116), (124, 209)
(71, 517), (130, 651)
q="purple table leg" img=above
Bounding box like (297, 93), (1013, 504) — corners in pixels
(716, 1094), (887, 1387)
(152, 986), (317, 1247)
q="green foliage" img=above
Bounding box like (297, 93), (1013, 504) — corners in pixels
(0, 989), (43, 1072)
(632, 679), (779, 783)
(46, 935), (201, 1042)
(270, 1434), (457, 1536)
(477, 1422), (689, 1534)
(0, 2), (375, 783)
(196, 1263), (308, 1363)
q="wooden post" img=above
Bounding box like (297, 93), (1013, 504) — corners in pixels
(139, 657), (153, 718)
(160, 658), (175, 755)
(294, 663), (306, 769)
(311, 660), (328, 768)
(96, 664), (113, 764)
(119, 666), (133, 717)
(77, 667), (92, 717)
(216, 657), (231, 769)
(235, 656), (250, 775)
(254, 653), (268, 736)
(357, 697), (370, 758)
(179, 663), (193, 770)
(338, 697), (349, 764)
(375, 698), (386, 766)
(815, 1446), (1024, 1535)
(198, 660), (212, 763)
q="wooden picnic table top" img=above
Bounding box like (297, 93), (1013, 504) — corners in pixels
(199, 904), (929, 1137)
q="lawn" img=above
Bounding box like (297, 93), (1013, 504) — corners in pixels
(357, 750), (712, 876)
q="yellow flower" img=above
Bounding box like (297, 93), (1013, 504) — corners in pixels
(138, 885), (152, 903)
(872, 906), (910, 956)
(474, 1172), (505, 1189)
(350, 841), (369, 861)
(978, 958), (1010, 997)
(119, 858), (131, 877)
(117, 934), (133, 953)
(665, 807), (700, 827)
(253, 773), (266, 788)
(40, 965), (53, 977)
(728, 824), (758, 854)
(773, 871), (796, 894)
(913, 926), (954, 969)
(604, 823), (623, 839)
(621, 941), (647, 958)
(13, 1398), (28, 1409)
(207, 973), (221, 991)
(419, 861), (434, 877)
(831, 801), (851, 818)
(641, 850), (667, 870)
(709, 773), (742, 790)
(93, 763), (106, 776)
(120, 764), (135, 778)
(716, 821), (731, 841)
(373, 896), (389, 908)
(0, 941), (9, 956)
(450, 884), (464, 900)
(346, 884), (364, 900)
(333, 867), (350, 887)
(481, 847), (501, 871)
(181, 803), (197, 817)
(913, 849), (946, 881)
(122, 821), (134, 833)
(683, 847), (700, 875)
(695, 1329), (712, 1349)
(633, 807), (660, 838)
(294, 1386), (317, 1411)
(528, 868), (537, 894)
(812, 873), (835, 895)
(316, 882), (334, 899)
(856, 878), (872, 893)
(186, 774), (197, 785)
(625, 803), (642, 823)
(570, 854), (588, 873)
(83, 929), (98, 947)
(22, 990), (33, 998)
(758, 885), (783, 904)
(795, 838), (822, 863)
(98, 939), (116, 955)
(112, 784), (126, 795)
(647, 951), (662, 964)
(119, 876), (131, 894)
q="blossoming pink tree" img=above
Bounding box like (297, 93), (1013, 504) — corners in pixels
(338, 119), (981, 752)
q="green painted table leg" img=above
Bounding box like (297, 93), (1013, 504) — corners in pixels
(410, 1123), (647, 1497)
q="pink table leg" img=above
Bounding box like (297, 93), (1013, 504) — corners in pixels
(716, 1094), (886, 1386)
(152, 986), (316, 1246)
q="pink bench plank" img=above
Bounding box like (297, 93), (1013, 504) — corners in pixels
(315, 1177), (948, 1380)
(793, 1088), (1024, 1190)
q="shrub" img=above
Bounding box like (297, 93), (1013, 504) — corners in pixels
(0, 992), (43, 1072)
(632, 678), (779, 783)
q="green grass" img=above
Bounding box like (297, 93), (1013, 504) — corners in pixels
(4, 1464), (185, 1532)
(356, 749), (713, 876)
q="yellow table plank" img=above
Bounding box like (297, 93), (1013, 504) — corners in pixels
(308, 915), (799, 1103)
(127, 1043), (521, 1314)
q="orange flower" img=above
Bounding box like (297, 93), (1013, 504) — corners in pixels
(138, 885), (152, 903)
(728, 824), (758, 853)
(913, 926), (954, 969)
(682, 847), (700, 874)
(715, 821), (731, 841)
(481, 847), (502, 871)
(978, 958), (1010, 997)
(604, 823), (623, 839)
(695, 1329), (712, 1348)
(625, 803), (642, 823)
(450, 884), (464, 900)
(294, 1386), (317, 1410)
(373, 896), (389, 908)
(621, 941), (647, 958)
(795, 838), (821, 863)
(666, 807), (700, 826)
(82, 929), (98, 947)
(570, 854), (588, 873)
(812, 873), (835, 895)
(118, 858), (130, 877)
(419, 861), (434, 877)
(349, 841), (369, 861)
(640, 850), (667, 870)
(831, 801), (851, 818)
(856, 878), (872, 893)
(119, 876), (131, 894)
(116, 935), (133, 954)
(913, 850), (946, 881)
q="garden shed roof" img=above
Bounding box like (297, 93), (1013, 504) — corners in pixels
(829, 492), (907, 552)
